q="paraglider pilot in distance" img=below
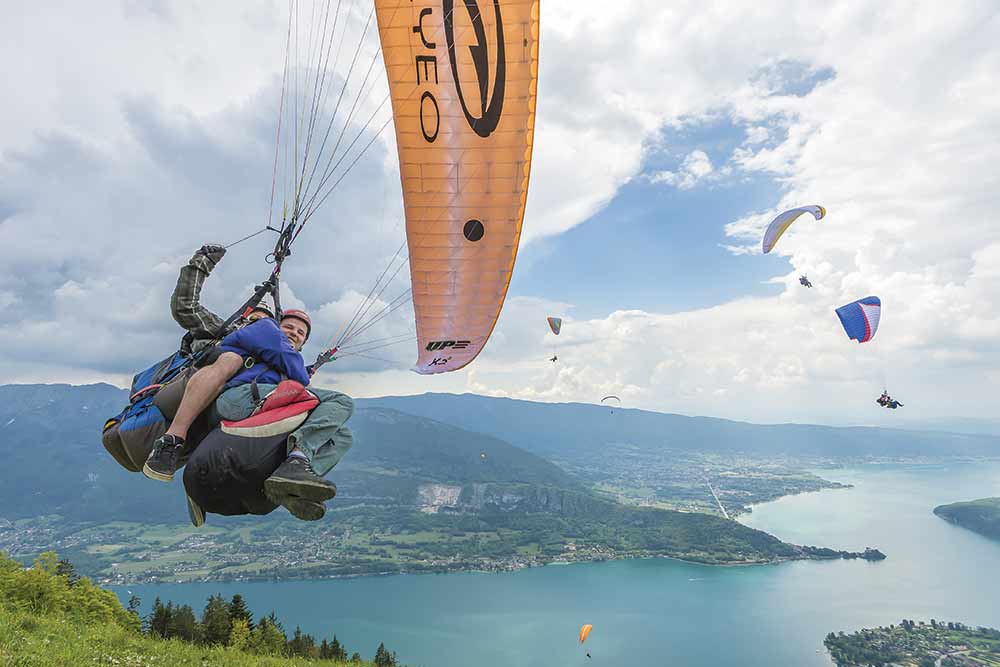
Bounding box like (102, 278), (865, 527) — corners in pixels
(876, 390), (904, 409)
(550, 355), (557, 362)
(143, 244), (355, 523)
(799, 275), (812, 288)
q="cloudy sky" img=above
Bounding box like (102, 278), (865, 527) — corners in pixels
(2, 1), (998, 427)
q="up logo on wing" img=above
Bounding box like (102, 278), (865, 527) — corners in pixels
(443, 0), (506, 138)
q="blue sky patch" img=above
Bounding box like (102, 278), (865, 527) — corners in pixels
(751, 60), (836, 98)
(513, 117), (796, 319)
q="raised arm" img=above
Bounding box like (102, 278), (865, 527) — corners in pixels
(171, 244), (227, 340)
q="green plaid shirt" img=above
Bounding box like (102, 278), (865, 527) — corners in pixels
(171, 252), (227, 354)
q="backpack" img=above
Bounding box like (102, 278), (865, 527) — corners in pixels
(101, 351), (195, 472)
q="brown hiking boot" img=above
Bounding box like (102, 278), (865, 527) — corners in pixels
(264, 457), (337, 503)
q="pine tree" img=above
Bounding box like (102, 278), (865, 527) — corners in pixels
(250, 616), (288, 656)
(288, 626), (307, 657)
(229, 618), (252, 652)
(286, 626), (318, 659)
(301, 632), (317, 658)
(201, 594), (232, 645)
(374, 642), (396, 667)
(351, 652), (362, 664)
(320, 639), (331, 659)
(169, 604), (199, 642)
(266, 611), (285, 637)
(55, 558), (79, 586)
(148, 598), (172, 638)
(330, 635), (347, 661)
(228, 594), (254, 631)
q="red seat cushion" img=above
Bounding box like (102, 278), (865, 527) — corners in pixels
(221, 381), (319, 438)
(260, 380), (312, 409)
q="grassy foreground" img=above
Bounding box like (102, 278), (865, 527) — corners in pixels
(0, 551), (386, 667)
(0, 604), (372, 667)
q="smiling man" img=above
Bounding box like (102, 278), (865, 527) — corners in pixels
(145, 308), (355, 523)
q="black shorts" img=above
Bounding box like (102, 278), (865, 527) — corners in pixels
(182, 428), (288, 516)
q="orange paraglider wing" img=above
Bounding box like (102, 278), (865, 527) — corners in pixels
(579, 624), (593, 644)
(375, 0), (540, 374)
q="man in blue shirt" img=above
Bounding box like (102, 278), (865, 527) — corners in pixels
(145, 309), (354, 523)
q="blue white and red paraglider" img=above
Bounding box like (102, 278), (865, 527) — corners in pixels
(835, 296), (881, 343)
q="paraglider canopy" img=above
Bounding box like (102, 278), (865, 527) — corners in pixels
(547, 317), (563, 335)
(762, 205), (825, 254)
(579, 624), (593, 644)
(835, 296), (881, 343)
(375, 0), (541, 375)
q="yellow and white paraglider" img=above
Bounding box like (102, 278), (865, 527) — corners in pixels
(761, 205), (825, 254)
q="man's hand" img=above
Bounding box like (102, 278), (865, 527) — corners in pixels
(195, 244), (227, 267)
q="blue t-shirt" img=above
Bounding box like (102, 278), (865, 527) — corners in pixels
(218, 319), (310, 389)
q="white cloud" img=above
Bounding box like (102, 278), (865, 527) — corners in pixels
(745, 126), (770, 145)
(649, 150), (715, 190)
(1, 1), (998, 424)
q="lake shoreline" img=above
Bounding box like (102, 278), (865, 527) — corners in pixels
(100, 542), (886, 586)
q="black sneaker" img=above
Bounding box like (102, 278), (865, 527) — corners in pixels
(186, 494), (205, 528)
(143, 434), (186, 482)
(264, 457), (337, 503)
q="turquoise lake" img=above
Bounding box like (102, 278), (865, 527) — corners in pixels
(115, 463), (1000, 666)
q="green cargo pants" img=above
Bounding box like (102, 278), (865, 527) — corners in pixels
(215, 384), (354, 476)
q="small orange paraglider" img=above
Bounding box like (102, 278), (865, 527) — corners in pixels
(579, 623), (593, 658)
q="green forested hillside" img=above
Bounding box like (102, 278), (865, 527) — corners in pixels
(0, 384), (884, 583)
(0, 385), (577, 523)
(824, 619), (1000, 667)
(934, 498), (1000, 541)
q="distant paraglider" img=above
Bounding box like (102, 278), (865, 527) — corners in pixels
(877, 391), (904, 410)
(762, 205), (825, 254)
(835, 296), (881, 343)
(799, 275), (813, 288)
(579, 623), (593, 658)
(547, 317), (562, 362)
(600, 396), (621, 414)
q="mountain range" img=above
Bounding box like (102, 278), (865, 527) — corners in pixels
(3, 382), (996, 576)
(3, 384), (999, 526)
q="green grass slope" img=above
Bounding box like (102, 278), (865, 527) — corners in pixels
(0, 550), (386, 667)
(0, 606), (371, 667)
